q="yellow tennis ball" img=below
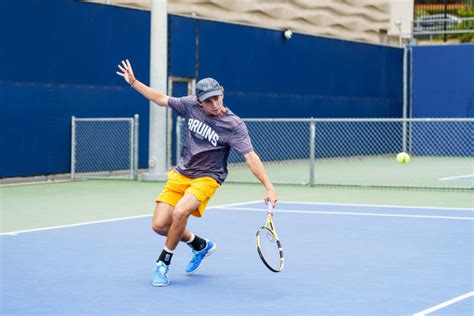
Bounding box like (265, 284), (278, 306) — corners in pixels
(396, 152), (410, 163)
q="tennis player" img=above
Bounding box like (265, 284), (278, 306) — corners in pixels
(116, 59), (278, 286)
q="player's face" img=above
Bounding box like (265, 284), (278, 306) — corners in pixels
(200, 95), (225, 116)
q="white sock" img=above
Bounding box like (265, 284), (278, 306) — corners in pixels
(185, 233), (195, 244)
(163, 246), (174, 253)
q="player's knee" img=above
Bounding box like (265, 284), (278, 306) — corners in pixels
(151, 221), (168, 236)
(172, 207), (190, 223)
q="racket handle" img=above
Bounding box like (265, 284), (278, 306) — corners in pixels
(267, 202), (273, 216)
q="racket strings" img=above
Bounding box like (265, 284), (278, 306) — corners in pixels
(258, 228), (281, 270)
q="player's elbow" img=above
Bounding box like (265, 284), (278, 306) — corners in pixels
(244, 151), (261, 167)
(153, 97), (169, 107)
(150, 92), (169, 107)
(244, 151), (256, 163)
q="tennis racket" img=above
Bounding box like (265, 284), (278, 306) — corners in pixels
(256, 202), (284, 272)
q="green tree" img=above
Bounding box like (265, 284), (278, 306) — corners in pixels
(457, 7), (474, 42)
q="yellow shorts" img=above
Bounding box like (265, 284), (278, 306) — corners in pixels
(156, 170), (220, 217)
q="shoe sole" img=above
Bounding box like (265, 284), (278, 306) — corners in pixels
(186, 243), (217, 275)
(152, 282), (170, 287)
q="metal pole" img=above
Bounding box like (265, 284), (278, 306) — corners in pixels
(309, 120), (316, 186)
(402, 45), (408, 153)
(129, 118), (134, 179)
(71, 116), (76, 180)
(409, 44), (413, 153)
(444, 0), (447, 42)
(395, 19), (402, 47)
(143, 0), (168, 181)
(133, 114), (139, 180)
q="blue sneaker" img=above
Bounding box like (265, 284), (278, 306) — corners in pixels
(185, 240), (216, 274)
(153, 261), (170, 287)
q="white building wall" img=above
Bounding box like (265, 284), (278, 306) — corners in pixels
(84, 0), (413, 45)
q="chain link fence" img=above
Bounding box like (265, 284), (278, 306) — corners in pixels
(177, 117), (473, 190)
(71, 115), (139, 180)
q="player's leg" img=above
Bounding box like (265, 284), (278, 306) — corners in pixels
(165, 193), (200, 249)
(183, 176), (220, 274)
(152, 171), (194, 287)
(153, 170), (195, 248)
(152, 200), (197, 287)
(151, 202), (173, 236)
(153, 172), (219, 286)
(151, 201), (194, 242)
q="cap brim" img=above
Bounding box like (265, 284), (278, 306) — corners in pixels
(198, 89), (222, 101)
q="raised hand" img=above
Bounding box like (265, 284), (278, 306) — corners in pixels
(116, 59), (136, 85)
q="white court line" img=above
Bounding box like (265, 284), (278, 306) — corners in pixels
(412, 291), (474, 316)
(439, 174), (474, 181)
(0, 200), (262, 236)
(220, 207), (474, 221)
(0, 179), (72, 187)
(2, 200), (471, 236)
(0, 214), (152, 236)
(280, 201), (473, 212)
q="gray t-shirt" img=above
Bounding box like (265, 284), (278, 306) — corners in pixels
(169, 96), (253, 183)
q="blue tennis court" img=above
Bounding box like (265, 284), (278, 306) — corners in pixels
(1, 201), (473, 315)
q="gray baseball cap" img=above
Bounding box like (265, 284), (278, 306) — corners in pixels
(195, 78), (223, 101)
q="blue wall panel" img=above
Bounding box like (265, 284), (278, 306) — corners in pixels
(0, 0), (151, 177)
(194, 20), (403, 118)
(0, 82), (148, 177)
(411, 44), (473, 156)
(0, 0), (150, 85)
(412, 44), (474, 118)
(169, 16), (196, 78)
(2, 8), (406, 178)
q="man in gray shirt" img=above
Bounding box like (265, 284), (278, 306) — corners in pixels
(117, 59), (277, 286)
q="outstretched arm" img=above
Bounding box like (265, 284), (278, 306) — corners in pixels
(116, 59), (169, 107)
(244, 151), (278, 207)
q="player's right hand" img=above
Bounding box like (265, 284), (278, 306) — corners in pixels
(116, 59), (136, 85)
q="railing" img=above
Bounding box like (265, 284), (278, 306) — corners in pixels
(413, 0), (474, 43)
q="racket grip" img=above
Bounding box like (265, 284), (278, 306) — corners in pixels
(267, 202), (273, 216)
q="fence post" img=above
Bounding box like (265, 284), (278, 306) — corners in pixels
(133, 114), (139, 180)
(71, 116), (76, 180)
(309, 119), (316, 186)
(408, 44), (413, 154)
(403, 45), (408, 153)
